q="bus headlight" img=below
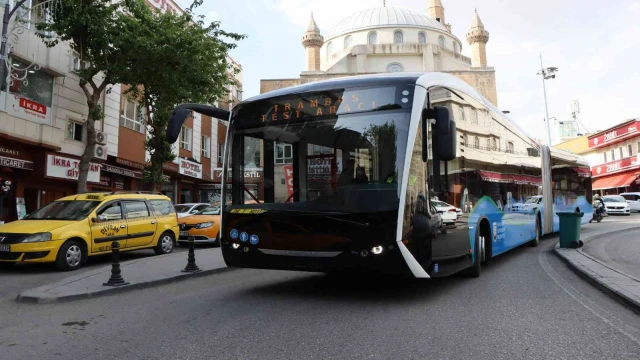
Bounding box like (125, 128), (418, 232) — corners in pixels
(372, 246), (383, 255)
(232, 243), (240, 250)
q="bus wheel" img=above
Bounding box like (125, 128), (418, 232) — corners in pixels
(530, 216), (541, 247)
(465, 230), (482, 278)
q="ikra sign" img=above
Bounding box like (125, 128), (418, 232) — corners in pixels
(591, 154), (639, 177)
(46, 155), (101, 183)
(4, 93), (51, 124)
(588, 121), (640, 148)
(179, 158), (202, 179)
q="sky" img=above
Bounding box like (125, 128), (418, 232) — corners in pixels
(176, 0), (640, 144)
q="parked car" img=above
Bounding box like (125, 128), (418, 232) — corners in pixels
(0, 192), (179, 270)
(521, 195), (542, 212)
(620, 192), (640, 213)
(431, 200), (458, 225)
(177, 204), (221, 246)
(174, 203), (210, 218)
(602, 195), (631, 215)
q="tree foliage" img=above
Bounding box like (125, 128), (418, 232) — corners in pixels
(36, 0), (145, 193)
(121, 0), (245, 189)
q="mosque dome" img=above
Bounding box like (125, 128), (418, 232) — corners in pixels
(325, 7), (449, 40)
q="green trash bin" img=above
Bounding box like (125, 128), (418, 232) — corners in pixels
(557, 211), (584, 248)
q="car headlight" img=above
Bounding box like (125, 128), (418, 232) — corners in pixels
(195, 222), (213, 229)
(22, 232), (52, 243)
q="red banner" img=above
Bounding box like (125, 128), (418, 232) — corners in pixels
(588, 121), (639, 148)
(283, 165), (294, 199)
(591, 155), (639, 177)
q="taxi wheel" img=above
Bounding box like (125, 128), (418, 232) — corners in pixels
(154, 232), (175, 255)
(55, 240), (84, 271)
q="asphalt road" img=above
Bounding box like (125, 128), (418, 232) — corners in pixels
(2, 219), (640, 360)
(583, 214), (640, 279)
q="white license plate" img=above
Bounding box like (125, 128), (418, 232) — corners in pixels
(0, 244), (10, 252)
(180, 232), (189, 237)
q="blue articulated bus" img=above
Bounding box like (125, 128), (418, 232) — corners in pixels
(166, 72), (592, 278)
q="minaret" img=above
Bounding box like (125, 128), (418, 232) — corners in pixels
(301, 13), (324, 72)
(466, 9), (490, 68)
(427, 0), (445, 25)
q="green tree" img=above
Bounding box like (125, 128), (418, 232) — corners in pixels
(35, 0), (145, 193)
(123, 0), (244, 190)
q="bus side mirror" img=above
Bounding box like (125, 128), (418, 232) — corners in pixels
(432, 107), (457, 161)
(167, 108), (193, 144)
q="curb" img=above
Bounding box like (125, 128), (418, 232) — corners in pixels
(554, 226), (640, 314)
(16, 266), (235, 304)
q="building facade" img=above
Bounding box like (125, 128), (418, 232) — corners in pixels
(0, 0), (242, 223)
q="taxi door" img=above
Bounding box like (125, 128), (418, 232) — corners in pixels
(122, 200), (158, 248)
(90, 201), (128, 254)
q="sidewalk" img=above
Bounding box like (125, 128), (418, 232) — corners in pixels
(17, 248), (229, 304)
(555, 224), (640, 312)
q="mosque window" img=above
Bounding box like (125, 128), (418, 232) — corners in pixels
(459, 106), (465, 122)
(386, 62), (404, 72)
(326, 41), (333, 57)
(438, 36), (446, 49)
(471, 109), (478, 124)
(344, 35), (353, 49)
(418, 32), (426, 44)
(368, 31), (378, 45)
(393, 30), (404, 44)
(453, 42), (459, 54)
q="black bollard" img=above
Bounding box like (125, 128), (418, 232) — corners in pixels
(182, 232), (201, 273)
(103, 240), (129, 286)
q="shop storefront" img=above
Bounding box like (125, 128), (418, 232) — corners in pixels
(0, 143), (35, 224)
(162, 162), (179, 203)
(591, 154), (640, 195)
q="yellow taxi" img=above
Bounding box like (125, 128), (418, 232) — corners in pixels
(0, 192), (179, 271)
(178, 204), (221, 246)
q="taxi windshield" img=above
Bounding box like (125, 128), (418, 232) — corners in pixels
(196, 206), (221, 215)
(24, 200), (102, 221)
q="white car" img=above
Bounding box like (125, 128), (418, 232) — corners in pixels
(521, 195), (542, 212)
(431, 200), (459, 225)
(620, 192), (640, 213)
(601, 195), (631, 215)
(174, 203), (211, 218)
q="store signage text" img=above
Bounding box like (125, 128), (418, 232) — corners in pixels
(0, 147), (19, 156)
(104, 164), (142, 179)
(213, 168), (262, 181)
(0, 155), (33, 170)
(592, 154), (639, 177)
(46, 155), (101, 183)
(5, 93), (52, 125)
(20, 98), (46, 115)
(115, 158), (145, 170)
(589, 121), (639, 148)
(179, 159), (202, 179)
(283, 165), (294, 198)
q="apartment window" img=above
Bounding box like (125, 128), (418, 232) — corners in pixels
(201, 135), (210, 158)
(603, 152), (607, 163)
(459, 106), (466, 122)
(66, 121), (83, 142)
(275, 142), (293, 164)
(471, 109), (478, 125)
(611, 150), (615, 161)
(218, 143), (225, 164)
(8, 58), (54, 107)
(180, 127), (192, 151)
(628, 144), (634, 157)
(474, 136), (480, 148)
(393, 30), (404, 44)
(71, 52), (87, 73)
(507, 142), (514, 153)
(418, 32), (426, 44)
(620, 147), (624, 159)
(120, 99), (145, 133)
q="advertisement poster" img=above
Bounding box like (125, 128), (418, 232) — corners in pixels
(282, 165), (294, 200)
(16, 197), (26, 220)
(46, 155), (101, 183)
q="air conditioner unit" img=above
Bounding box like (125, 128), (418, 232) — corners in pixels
(94, 145), (108, 160)
(95, 131), (108, 145)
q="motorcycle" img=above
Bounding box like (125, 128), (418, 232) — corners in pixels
(590, 202), (604, 223)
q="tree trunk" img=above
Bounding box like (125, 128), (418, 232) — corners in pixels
(77, 101), (98, 194)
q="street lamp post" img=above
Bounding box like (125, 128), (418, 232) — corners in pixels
(537, 54), (558, 147)
(0, 0), (29, 91)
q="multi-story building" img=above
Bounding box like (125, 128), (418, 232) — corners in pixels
(0, 0), (242, 223)
(585, 120), (640, 195)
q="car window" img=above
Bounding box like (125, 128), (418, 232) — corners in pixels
(174, 205), (192, 213)
(124, 201), (150, 219)
(149, 199), (175, 216)
(603, 196), (625, 203)
(194, 204), (209, 212)
(432, 201), (447, 207)
(24, 200), (101, 221)
(197, 206), (221, 215)
(99, 202), (123, 221)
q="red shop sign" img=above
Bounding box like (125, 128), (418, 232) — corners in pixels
(588, 121), (639, 148)
(592, 155), (639, 177)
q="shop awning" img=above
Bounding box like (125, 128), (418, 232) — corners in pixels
(477, 171), (542, 185)
(592, 173), (636, 190)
